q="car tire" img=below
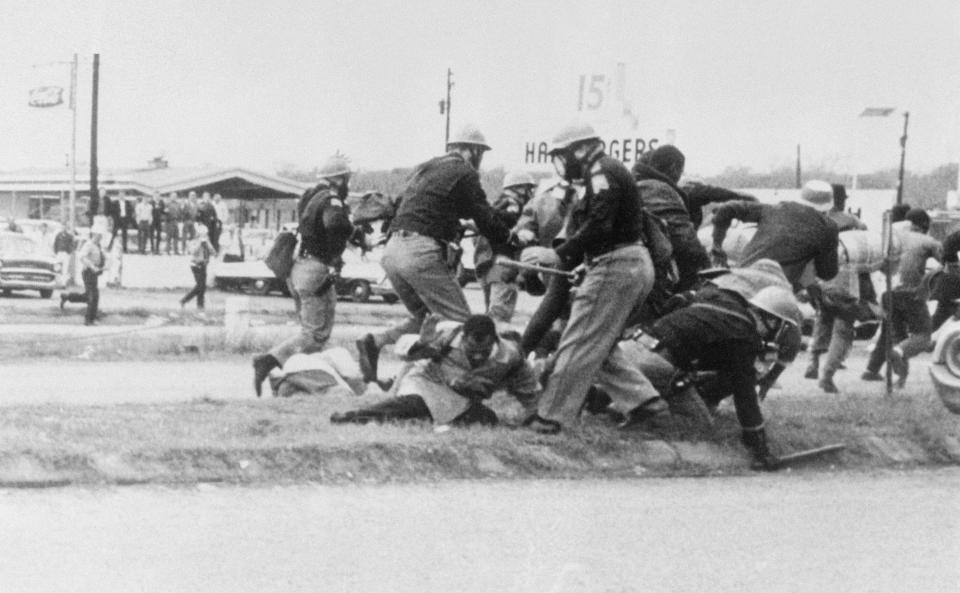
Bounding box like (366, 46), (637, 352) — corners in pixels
(349, 280), (371, 303)
(39, 289), (53, 299)
(243, 279), (272, 296)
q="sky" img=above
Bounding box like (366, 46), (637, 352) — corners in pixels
(0, 0), (958, 179)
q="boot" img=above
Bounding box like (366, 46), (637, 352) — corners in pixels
(252, 353), (280, 397)
(356, 334), (380, 383)
(818, 371), (839, 394)
(804, 353), (820, 380)
(741, 428), (778, 471)
(861, 370), (884, 381)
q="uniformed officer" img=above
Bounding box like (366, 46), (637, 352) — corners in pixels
(355, 124), (516, 385)
(473, 170), (537, 323)
(524, 121), (664, 434)
(623, 285), (802, 469)
(252, 152), (356, 396)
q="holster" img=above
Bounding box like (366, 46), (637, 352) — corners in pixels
(442, 240), (463, 270)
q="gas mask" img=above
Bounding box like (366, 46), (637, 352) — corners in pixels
(551, 150), (583, 182)
(466, 147), (485, 170)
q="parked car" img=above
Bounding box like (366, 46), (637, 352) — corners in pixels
(928, 316), (960, 415)
(0, 232), (59, 298)
(213, 244), (399, 303)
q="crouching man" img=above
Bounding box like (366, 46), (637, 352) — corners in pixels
(621, 285), (802, 469)
(331, 315), (539, 426)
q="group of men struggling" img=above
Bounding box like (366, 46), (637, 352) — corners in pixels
(247, 120), (944, 470)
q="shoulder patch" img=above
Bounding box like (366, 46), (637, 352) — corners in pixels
(590, 173), (609, 192)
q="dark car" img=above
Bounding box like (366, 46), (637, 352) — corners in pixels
(0, 232), (59, 298)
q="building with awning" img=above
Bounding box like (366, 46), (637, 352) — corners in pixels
(0, 163), (311, 229)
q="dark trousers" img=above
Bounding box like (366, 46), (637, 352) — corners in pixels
(209, 221), (221, 252)
(152, 223), (163, 254)
(337, 395), (498, 426)
(867, 290), (932, 372)
(181, 264), (207, 309)
(108, 218), (128, 253)
(137, 221), (151, 253)
(82, 269), (99, 324)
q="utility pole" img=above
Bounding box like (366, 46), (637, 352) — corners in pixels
(795, 144), (802, 188)
(88, 53), (100, 218)
(895, 111), (910, 206)
(69, 53), (78, 229)
(439, 68), (453, 149)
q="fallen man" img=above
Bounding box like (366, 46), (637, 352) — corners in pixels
(331, 315), (539, 426)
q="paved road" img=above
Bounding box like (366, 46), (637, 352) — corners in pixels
(0, 469), (957, 593)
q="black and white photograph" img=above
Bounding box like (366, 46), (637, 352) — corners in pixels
(0, 1), (958, 591)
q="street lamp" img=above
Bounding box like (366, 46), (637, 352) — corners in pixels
(860, 106), (909, 396)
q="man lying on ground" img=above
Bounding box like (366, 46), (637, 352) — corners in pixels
(331, 315), (539, 426)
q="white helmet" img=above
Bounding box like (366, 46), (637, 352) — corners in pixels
(749, 286), (802, 327)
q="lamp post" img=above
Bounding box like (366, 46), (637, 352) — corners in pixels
(859, 106), (907, 396)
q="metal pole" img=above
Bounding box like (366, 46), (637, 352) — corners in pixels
(444, 68), (452, 148)
(895, 111), (909, 206)
(69, 53), (77, 228)
(881, 210), (893, 396)
(88, 53), (99, 219)
(795, 144), (802, 188)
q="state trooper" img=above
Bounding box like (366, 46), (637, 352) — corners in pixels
(622, 285), (802, 469)
(356, 124), (516, 385)
(252, 153), (356, 396)
(473, 170), (537, 323)
(524, 122), (665, 434)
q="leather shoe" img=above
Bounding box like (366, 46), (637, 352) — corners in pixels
(521, 414), (561, 435)
(818, 375), (839, 394)
(356, 334), (379, 383)
(252, 353), (280, 397)
(861, 370), (884, 382)
(618, 397), (671, 430)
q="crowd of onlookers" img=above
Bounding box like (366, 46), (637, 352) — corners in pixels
(104, 190), (229, 255)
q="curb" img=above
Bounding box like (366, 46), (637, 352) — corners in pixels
(0, 433), (953, 490)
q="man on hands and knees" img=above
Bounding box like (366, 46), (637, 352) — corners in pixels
(252, 153), (357, 396)
(332, 315), (539, 426)
(622, 285), (802, 469)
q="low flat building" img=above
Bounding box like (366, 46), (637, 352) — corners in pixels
(0, 164), (310, 229)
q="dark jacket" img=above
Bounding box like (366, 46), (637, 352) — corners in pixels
(650, 286), (765, 431)
(681, 182), (757, 228)
(712, 200), (840, 290)
(633, 163), (710, 290)
(474, 190), (525, 275)
(299, 182), (354, 265)
(554, 152), (644, 266)
(388, 152), (510, 246)
(53, 230), (76, 254)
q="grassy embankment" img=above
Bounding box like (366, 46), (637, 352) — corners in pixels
(1, 372), (957, 487)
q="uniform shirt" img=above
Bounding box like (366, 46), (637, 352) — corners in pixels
(213, 200), (229, 223)
(396, 322), (539, 424)
(389, 152), (510, 245)
(712, 200), (839, 290)
(554, 152), (644, 266)
(514, 182), (572, 247)
(298, 182), (354, 265)
(650, 286), (765, 430)
(473, 190), (526, 273)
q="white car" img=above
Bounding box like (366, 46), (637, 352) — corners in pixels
(928, 316), (960, 415)
(213, 245), (398, 303)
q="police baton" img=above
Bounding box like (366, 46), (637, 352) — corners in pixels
(494, 256), (575, 280)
